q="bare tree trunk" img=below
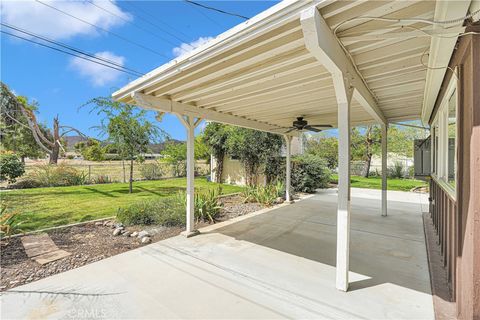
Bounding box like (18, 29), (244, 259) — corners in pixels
(49, 117), (60, 164)
(122, 160), (126, 183)
(129, 159), (134, 193)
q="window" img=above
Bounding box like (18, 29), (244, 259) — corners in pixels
(447, 89), (457, 187)
(431, 75), (457, 195)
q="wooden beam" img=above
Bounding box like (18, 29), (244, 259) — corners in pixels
(131, 92), (296, 136)
(300, 6), (386, 124)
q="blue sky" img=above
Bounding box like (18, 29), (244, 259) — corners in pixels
(1, 0), (278, 141)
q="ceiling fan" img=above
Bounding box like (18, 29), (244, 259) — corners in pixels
(282, 117), (332, 133)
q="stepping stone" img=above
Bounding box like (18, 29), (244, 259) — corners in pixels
(21, 233), (71, 265)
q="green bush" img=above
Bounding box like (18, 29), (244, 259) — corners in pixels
(117, 197), (185, 226)
(24, 164), (88, 187)
(291, 155), (331, 193)
(140, 163), (164, 180)
(242, 182), (284, 206)
(0, 153), (25, 183)
(117, 187), (224, 226)
(388, 161), (405, 179)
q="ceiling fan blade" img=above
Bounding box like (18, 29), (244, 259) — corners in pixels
(284, 127), (297, 133)
(309, 124), (333, 128)
(304, 125), (322, 132)
(271, 127), (293, 132)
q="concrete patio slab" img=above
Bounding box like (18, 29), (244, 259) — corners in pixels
(1, 188), (434, 319)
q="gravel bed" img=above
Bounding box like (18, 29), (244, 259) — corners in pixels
(0, 195), (265, 291)
(219, 195), (265, 220)
(0, 223), (183, 291)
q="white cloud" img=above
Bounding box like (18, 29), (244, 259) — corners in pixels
(172, 36), (214, 57)
(69, 51), (125, 86)
(1, 0), (131, 40)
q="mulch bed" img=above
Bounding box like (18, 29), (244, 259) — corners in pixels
(0, 195), (265, 291)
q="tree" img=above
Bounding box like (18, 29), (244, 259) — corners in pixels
(74, 138), (105, 161)
(86, 97), (166, 193)
(161, 137), (209, 177)
(202, 123), (230, 182)
(306, 134), (338, 169)
(226, 127), (283, 186)
(0, 153), (25, 183)
(1, 82), (86, 164)
(351, 125), (382, 177)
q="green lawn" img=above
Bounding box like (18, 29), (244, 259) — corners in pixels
(331, 174), (427, 192)
(1, 177), (243, 232)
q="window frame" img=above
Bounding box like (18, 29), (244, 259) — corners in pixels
(431, 72), (457, 199)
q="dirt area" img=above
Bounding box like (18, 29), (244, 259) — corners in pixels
(0, 196), (265, 291)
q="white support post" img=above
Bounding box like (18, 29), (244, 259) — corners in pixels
(284, 135), (293, 203)
(177, 114), (202, 237)
(381, 124), (388, 217)
(334, 74), (353, 292)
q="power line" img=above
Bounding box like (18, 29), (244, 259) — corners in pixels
(184, 1), (226, 29)
(183, 1), (250, 20)
(35, 0), (168, 58)
(1, 22), (144, 76)
(1, 31), (141, 77)
(116, 1), (193, 46)
(86, 0), (183, 48)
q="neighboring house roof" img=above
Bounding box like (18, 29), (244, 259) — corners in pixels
(113, 0), (475, 129)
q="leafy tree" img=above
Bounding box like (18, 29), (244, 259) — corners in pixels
(86, 97), (166, 193)
(0, 153), (25, 183)
(74, 138), (105, 161)
(161, 137), (209, 177)
(226, 127), (283, 186)
(306, 134), (338, 169)
(1, 82), (86, 164)
(202, 123), (231, 182)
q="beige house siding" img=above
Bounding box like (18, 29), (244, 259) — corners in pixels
(211, 136), (303, 186)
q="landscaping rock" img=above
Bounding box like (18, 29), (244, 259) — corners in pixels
(114, 223), (124, 229)
(137, 231), (150, 239)
(112, 228), (122, 236)
(130, 231), (138, 238)
(95, 222), (103, 226)
(123, 231), (131, 237)
(141, 237), (151, 244)
(275, 197), (284, 204)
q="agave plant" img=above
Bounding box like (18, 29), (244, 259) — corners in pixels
(176, 187), (223, 223)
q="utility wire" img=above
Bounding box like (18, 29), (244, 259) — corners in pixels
(117, 0), (193, 46)
(184, 1), (225, 29)
(35, 0), (168, 58)
(86, 0), (183, 48)
(1, 22), (144, 76)
(183, 1), (250, 20)
(1, 31), (141, 77)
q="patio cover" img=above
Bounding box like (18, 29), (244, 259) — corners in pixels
(113, 0), (473, 291)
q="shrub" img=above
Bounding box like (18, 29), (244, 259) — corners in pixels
(242, 182), (284, 206)
(291, 155), (331, 193)
(140, 163), (164, 180)
(176, 187), (223, 223)
(8, 178), (42, 189)
(0, 153), (25, 183)
(25, 164), (88, 187)
(0, 203), (25, 239)
(117, 197), (185, 226)
(92, 175), (113, 184)
(388, 161), (405, 179)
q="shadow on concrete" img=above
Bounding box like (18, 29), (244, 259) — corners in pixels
(210, 191), (432, 295)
